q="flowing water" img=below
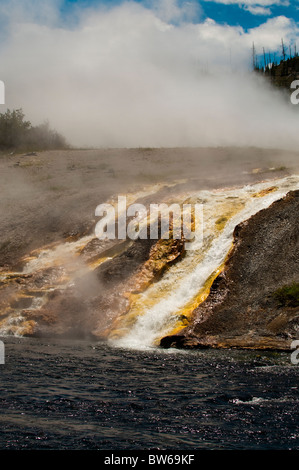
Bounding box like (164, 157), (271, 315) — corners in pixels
(0, 336), (298, 450)
(109, 175), (299, 348)
(0, 175), (298, 450)
(1, 174), (298, 341)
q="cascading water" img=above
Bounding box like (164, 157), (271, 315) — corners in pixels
(108, 175), (299, 349)
(0, 180), (184, 337)
(0, 174), (298, 344)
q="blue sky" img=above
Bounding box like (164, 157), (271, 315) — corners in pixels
(202, 1), (299, 30)
(55, 0), (299, 62)
(59, 0), (299, 30)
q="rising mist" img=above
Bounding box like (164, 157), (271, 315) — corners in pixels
(0, 0), (298, 149)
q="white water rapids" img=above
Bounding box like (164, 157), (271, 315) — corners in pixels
(109, 175), (299, 349)
(0, 174), (298, 345)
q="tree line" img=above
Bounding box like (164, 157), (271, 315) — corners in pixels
(0, 108), (68, 152)
(252, 38), (299, 73)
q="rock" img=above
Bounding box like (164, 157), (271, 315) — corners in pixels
(160, 190), (299, 350)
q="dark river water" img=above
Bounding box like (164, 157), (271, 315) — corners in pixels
(0, 336), (298, 451)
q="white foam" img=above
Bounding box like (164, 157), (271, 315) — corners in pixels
(111, 176), (299, 350)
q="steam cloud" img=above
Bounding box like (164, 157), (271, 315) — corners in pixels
(0, 0), (298, 149)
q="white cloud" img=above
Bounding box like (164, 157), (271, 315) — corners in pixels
(147, 0), (202, 23)
(202, 0), (289, 5)
(244, 5), (272, 14)
(201, 0), (290, 16)
(0, 0), (62, 27)
(247, 15), (297, 49)
(0, 1), (298, 149)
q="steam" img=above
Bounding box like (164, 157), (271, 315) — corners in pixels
(0, 0), (298, 149)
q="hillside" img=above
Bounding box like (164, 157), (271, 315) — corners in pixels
(256, 56), (299, 91)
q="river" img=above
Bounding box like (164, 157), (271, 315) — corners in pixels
(0, 336), (298, 450)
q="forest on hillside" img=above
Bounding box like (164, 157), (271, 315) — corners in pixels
(253, 39), (299, 90)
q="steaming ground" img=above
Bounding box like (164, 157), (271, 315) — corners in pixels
(0, 146), (298, 269)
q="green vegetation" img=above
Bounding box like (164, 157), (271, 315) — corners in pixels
(0, 108), (68, 152)
(272, 283), (299, 308)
